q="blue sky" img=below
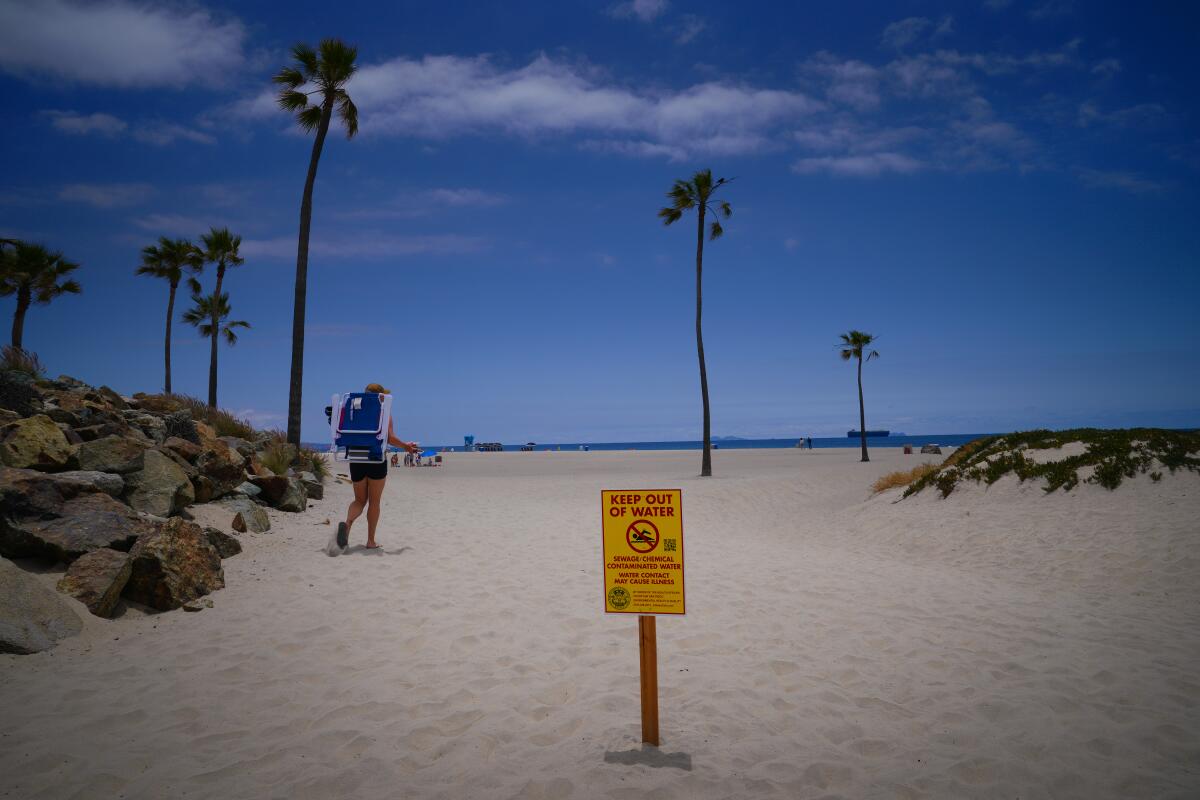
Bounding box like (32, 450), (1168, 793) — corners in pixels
(1, 0), (1197, 444)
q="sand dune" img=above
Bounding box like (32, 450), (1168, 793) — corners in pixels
(2, 447), (1197, 799)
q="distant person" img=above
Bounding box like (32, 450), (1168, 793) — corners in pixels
(337, 383), (419, 550)
(807, 437), (813, 450)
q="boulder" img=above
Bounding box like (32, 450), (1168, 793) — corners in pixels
(203, 526), (243, 558)
(193, 420), (218, 447)
(249, 475), (307, 512)
(0, 557), (83, 653)
(191, 475), (216, 504)
(297, 471), (324, 500)
(131, 394), (182, 414)
(44, 405), (82, 427)
(124, 449), (194, 516)
(73, 422), (133, 442)
(57, 424), (84, 445)
(0, 370), (39, 417)
(95, 386), (128, 410)
(56, 548), (132, 618)
(920, 445), (943, 455)
(196, 440), (246, 498)
(0, 408), (20, 426)
(0, 493), (156, 562)
(72, 434), (147, 474)
(124, 517), (224, 611)
(163, 410), (199, 444)
(236, 481), (261, 498)
(0, 414), (73, 471)
(0, 466), (124, 520)
(231, 505), (270, 533)
(47, 470), (124, 498)
(220, 436), (255, 458)
(163, 436), (202, 462)
(158, 446), (197, 479)
(129, 414), (167, 444)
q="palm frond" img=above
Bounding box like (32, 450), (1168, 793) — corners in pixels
(297, 105), (324, 132)
(278, 89), (310, 113)
(337, 91), (358, 138)
(272, 66), (306, 88)
(658, 207), (684, 226)
(709, 220), (723, 240)
(717, 200), (732, 218)
(291, 43), (319, 78)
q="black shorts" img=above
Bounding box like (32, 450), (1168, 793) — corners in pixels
(349, 461), (388, 482)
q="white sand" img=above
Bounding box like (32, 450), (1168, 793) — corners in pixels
(2, 448), (1198, 799)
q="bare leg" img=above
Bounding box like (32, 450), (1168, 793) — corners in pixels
(364, 477), (387, 548)
(345, 479), (368, 534)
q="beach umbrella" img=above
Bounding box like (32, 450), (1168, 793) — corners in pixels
(421, 449), (437, 457)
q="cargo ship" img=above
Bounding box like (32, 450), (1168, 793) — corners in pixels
(847, 430), (890, 437)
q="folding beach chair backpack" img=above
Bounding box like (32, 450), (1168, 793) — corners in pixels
(328, 392), (393, 463)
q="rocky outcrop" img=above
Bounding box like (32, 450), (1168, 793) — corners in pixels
(0, 493), (156, 562)
(0, 557), (83, 654)
(297, 471), (324, 500)
(123, 449), (194, 516)
(72, 434), (147, 474)
(163, 436), (202, 462)
(203, 526), (243, 558)
(124, 518), (224, 611)
(0, 370), (39, 417)
(0, 466), (122, 518)
(163, 410), (200, 444)
(248, 475), (307, 512)
(56, 548), (132, 618)
(0, 414), (73, 471)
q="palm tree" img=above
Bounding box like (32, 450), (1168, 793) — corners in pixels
(136, 238), (202, 394)
(839, 330), (879, 463)
(658, 169), (733, 478)
(182, 293), (250, 378)
(200, 227), (244, 408)
(274, 39), (359, 445)
(1, 241), (82, 351)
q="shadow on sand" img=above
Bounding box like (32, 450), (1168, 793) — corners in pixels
(603, 745), (693, 771)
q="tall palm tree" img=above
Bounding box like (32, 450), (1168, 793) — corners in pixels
(182, 293), (250, 379)
(658, 169), (733, 478)
(136, 238), (202, 394)
(200, 227), (244, 408)
(1, 241), (82, 351)
(839, 330), (879, 463)
(274, 38), (359, 445)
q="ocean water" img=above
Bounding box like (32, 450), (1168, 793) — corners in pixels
(306, 434), (994, 453)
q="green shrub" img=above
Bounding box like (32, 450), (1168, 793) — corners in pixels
(298, 446), (329, 481)
(259, 442), (293, 476)
(903, 428), (1200, 499)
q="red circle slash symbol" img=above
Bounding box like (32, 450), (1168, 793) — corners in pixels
(626, 520), (660, 554)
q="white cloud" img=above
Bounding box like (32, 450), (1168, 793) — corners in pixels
(674, 14), (706, 45)
(425, 188), (507, 206)
(234, 54), (820, 159)
(882, 17), (931, 50)
(792, 152), (922, 177)
(42, 109), (126, 136)
(1076, 169), (1165, 193)
(0, 0), (245, 88)
(1077, 102), (1165, 128)
(1091, 58), (1121, 78)
(608, 0), (669, 22)
(133, 122), (216, 146)
(132, 213), (218, 234)
(783, 237), (799, 252)
(59, 182), (154, 208)
(240, 233), (486, 260)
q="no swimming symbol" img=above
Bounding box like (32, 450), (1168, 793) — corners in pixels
(626, 520), (659, 554)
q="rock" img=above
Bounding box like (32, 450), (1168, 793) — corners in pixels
(95, 386), (127, 410)
(182, 601), (203, 612)
(193, 420), (218, 447)
(249, 475), (307, 512)
(123, 517), (224, 611)
(44, 405), (82, 427)
(0, 408), (20, 426)
(231, 505), (270, 533)
(0, 466), (123, 519)
(191, 475), (216, 504)
(158, 445), (197, 479)
(0, 414), (73, 471)
(163, 410), (199, 445)
(920, 445), (943, 455)
(72, 434), (147, 474)
(124, 449), (194, 516)
(220, 436), (255, 458)
(131, 394), (182, 414)
(236, 481), (261, 498)
(57, 424), (84, 445)
(0, 493), (156, 562)
(129, 414), (167, 444)
(56, 548), (132, 618)
(195, 440), (246, 498)
(0, 370), (39, 417)
(0, 557), (83, 653)
(163, 436), (202, 462)
(73, 422), (133, 442)
(203, 526), (242, 558)
(48, 470), (124, 498)
(297, 471), (324, 500)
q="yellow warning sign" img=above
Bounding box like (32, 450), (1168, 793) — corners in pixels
(602, 490), (685, 615)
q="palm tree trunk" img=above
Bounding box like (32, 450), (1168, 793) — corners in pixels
(11, 289), (29, 350)
(857, 356), (869, 462)
(165, 282), (177, 394)
(286, 98), (335, 445)
(208, 267), (223, 408)
(696, 204), (712, 477)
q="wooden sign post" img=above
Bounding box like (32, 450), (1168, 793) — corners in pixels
(602, 490), (684, 747)
(638, 615), (659, 745)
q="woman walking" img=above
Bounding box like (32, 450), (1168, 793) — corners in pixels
(337, 383), (419, 550)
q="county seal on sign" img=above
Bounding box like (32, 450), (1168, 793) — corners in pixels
(608, 586), (631, 610)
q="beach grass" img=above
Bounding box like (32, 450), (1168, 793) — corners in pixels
(872, 463), (939, 494)
(0, 345), (45, 378)
(154, 393), (257, 440)
(258, 442), (293, 475)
